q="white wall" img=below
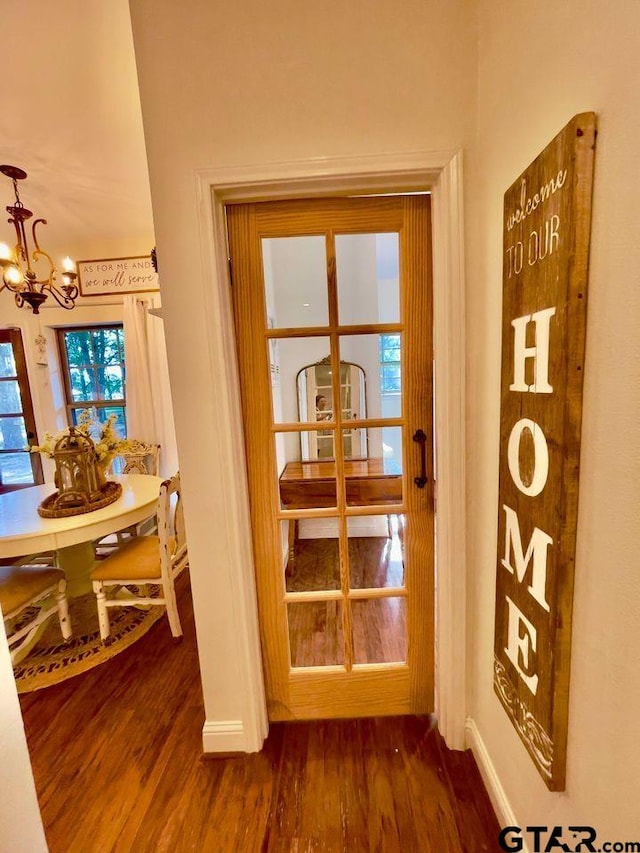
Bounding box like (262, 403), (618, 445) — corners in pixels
(468, 0), (640, 837)
(129, 0), (477, 748)
(0, 613), (47, 852)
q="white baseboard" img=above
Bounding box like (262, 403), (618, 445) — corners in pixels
(465, 717), (525, 847)
(202, 719), (252, 753)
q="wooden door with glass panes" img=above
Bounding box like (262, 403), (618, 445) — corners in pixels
(0, 329), (43, 492)
(228, 195), (434, 720)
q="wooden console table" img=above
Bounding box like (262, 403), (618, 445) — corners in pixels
(279, 459), (402, 571)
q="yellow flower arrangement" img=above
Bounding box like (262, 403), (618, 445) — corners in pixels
(30, 410), (130, 470)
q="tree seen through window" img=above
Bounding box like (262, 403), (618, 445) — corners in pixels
(58, 326), (127, 438)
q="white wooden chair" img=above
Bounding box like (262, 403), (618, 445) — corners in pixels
(119, 441), (160, 475)
(94, 441), (161, 557)
(0, 565), (72, 664)
(89, 472), (188, 640)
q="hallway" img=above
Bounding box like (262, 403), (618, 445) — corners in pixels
(19, 573), (499, 851)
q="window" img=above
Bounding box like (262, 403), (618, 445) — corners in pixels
(57, 326), (127, 437)
(379, 333), (401, 394)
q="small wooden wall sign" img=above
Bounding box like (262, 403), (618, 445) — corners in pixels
(77, 256), (159, 297)
(493, 113), (596, 790)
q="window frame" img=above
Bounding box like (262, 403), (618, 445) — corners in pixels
(56, 324), (127, 433)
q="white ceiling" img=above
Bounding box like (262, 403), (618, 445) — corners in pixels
(0, 1), (154, 268)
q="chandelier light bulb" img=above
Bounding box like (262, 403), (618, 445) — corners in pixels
(5, 266), (23, 285)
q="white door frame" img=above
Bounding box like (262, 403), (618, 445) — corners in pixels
(195, 149), (467, 750)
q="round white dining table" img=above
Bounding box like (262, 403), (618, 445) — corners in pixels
(0, 474), (163, 597)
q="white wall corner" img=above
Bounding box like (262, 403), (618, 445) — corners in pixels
(0, 613), (48, 852)
(432, 150), (468, 750)
(465, 718), (527, 848)
(194, 171), (269, 755)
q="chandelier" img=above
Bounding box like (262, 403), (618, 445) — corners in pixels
(0, 164), (78, 314)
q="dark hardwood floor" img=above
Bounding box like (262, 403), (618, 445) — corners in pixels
(19, 572), (501, 852)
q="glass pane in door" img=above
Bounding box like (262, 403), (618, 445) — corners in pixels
(0, 416), (28, 449)
(285, 524), (341, 593)
(336, 232), (400, 325)
(0, 343), (16, 376)
(351, 597), (407, 664)
(262, 236), (329, 328)
(0, 380), (22, 413)
(339, 333), (402, 419)
(348, 516), (405, 589)
(343, 427), (403, 507)
(270, 336), (331, 425)
(288, 600), (344, 667)
(0, 452), (34, 485)
(276, 431), (338, 511)
(0, 330), (42, 490)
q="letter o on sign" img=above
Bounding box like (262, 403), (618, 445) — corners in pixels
(507, 418), (549, 497)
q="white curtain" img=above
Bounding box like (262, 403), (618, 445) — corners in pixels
(122, 295), (178, 477)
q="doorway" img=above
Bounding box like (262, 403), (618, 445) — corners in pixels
(0, 328), (43, 493)
(228, 194), (434, 720)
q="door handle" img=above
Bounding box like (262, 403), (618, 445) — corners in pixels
(413, 429), (427, 488)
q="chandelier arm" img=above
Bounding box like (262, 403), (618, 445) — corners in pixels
(8, 215), (30, 268)
(42, 281), (78, 310)
(31, 244), (55, 281)
(31, 218), (48, 254)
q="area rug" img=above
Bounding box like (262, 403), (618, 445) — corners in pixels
(12, 588), (164, 694)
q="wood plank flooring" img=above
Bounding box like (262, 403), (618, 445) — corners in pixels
(19, 572), (501, 852)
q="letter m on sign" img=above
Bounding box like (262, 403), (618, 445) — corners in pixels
(501, 505), (552, 612)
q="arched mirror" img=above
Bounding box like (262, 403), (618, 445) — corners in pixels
(297, 357), (367, 460)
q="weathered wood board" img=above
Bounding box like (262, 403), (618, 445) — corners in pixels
(493, 113), (597, 790)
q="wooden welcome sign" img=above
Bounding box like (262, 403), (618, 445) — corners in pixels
(494, 113), (596, 790)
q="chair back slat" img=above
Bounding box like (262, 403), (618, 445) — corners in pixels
(157, 472), (188, 582)
(174, 491), (186, 553)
